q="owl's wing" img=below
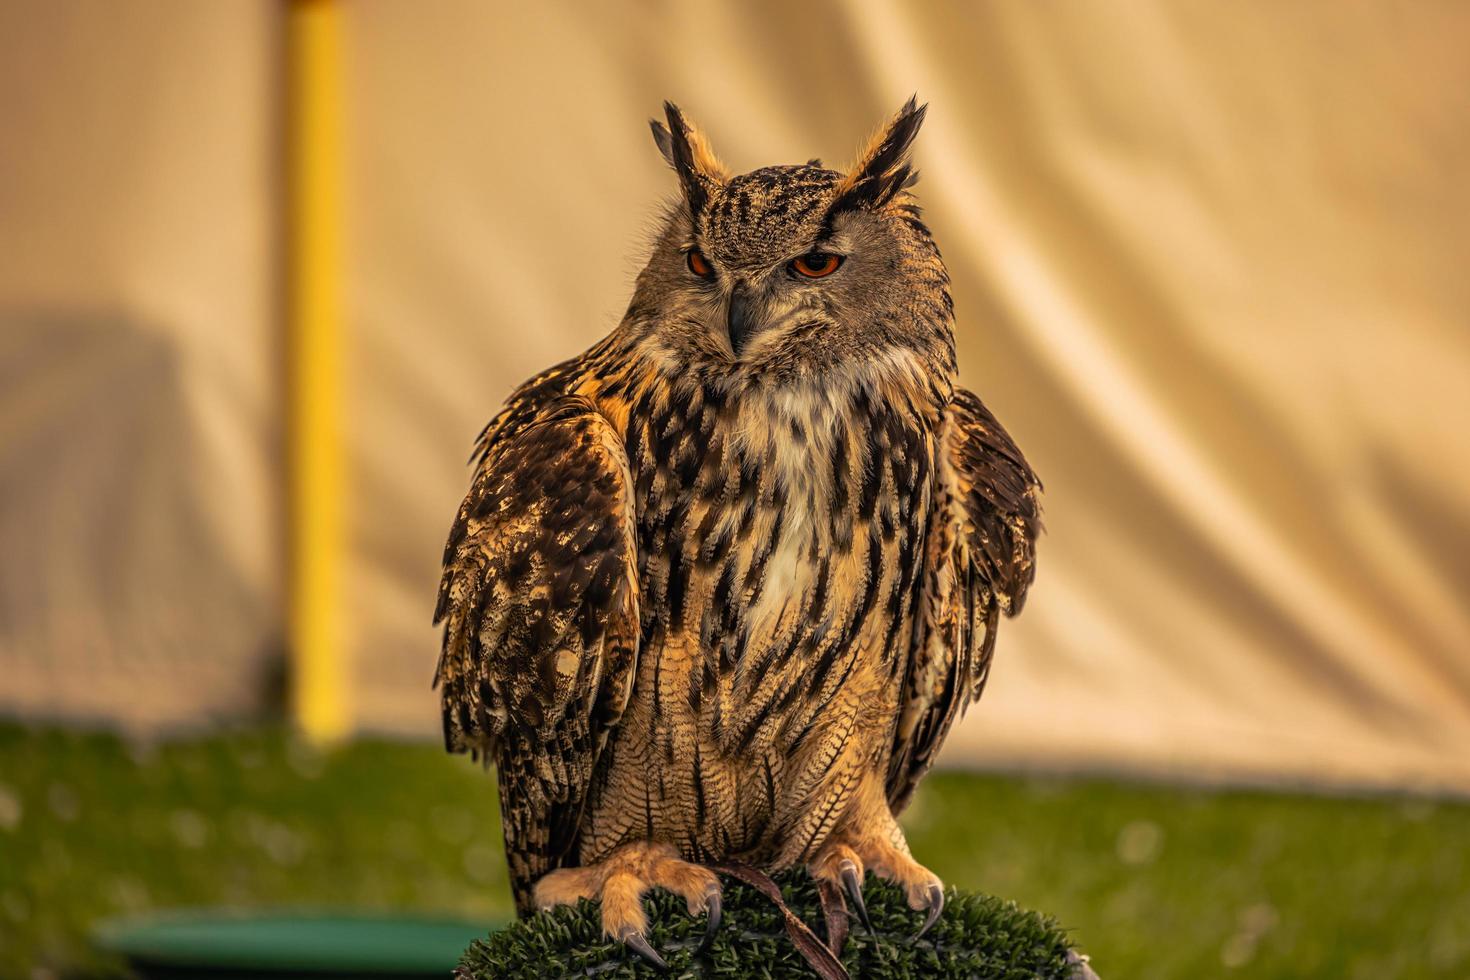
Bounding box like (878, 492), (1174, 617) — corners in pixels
(434, 394), (639, 915)
(886, 387), (1042, 812)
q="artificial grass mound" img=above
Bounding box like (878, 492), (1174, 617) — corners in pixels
(456, 870), (1087, 979)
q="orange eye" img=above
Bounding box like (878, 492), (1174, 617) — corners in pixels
(792, 253), (842, 278)
(687, 249), (713, 278)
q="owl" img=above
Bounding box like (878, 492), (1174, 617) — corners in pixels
(435, 98), (1041, 968)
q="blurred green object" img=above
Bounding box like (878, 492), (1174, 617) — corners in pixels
(95, 910), (498, 979)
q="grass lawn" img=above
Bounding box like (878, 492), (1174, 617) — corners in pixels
(0, 722), (1465, 978)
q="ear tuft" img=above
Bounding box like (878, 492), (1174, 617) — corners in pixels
(831, 96), (928, 213)
(658, 101), (729, 217)
(650, 119), (675, 167)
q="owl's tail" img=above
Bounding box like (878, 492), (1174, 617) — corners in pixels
(496, 746), (573, 918)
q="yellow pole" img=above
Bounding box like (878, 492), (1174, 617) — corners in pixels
(287, 0), (347, 742)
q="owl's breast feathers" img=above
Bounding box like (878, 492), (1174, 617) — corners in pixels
(436, 349), (1040, 911)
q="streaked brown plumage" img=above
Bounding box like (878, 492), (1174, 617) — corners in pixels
(434, 98), (1041, 958)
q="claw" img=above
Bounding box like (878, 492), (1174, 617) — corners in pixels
(622, 931), (668, 972)
(838, 860), (872, 933)
(914, 883), (945, 940)
(695, 884), (722, 956)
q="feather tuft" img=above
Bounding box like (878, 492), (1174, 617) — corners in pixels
(830, 96), (928, 214)
(655, 101), (730, 217)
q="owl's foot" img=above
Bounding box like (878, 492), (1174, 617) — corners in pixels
(808, 794), (945, 941)
(532, 841), (722, 971)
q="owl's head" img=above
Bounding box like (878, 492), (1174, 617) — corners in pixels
(628, 99), (955, 390)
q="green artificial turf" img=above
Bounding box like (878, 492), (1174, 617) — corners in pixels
(0, 722), (1466, 978)
(460, 871), (1079, 979)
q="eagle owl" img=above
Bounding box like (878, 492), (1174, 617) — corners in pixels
(435, 99), (1041, 966)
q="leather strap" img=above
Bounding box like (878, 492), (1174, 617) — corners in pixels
(708, 862), (850, 980)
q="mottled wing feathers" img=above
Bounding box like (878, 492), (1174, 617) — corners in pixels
(434, 394), (639, 915)
(886, 387), (1042, 811)
(945, 388), (1043, 617)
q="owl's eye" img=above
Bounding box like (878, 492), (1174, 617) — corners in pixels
(686, 249), (713, 278)
(791, 252), (843, 278)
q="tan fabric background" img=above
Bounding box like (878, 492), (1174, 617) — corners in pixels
(3, 1), (1468, 789)
(0, 2), (283, 728)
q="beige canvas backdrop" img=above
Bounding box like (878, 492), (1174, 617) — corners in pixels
(2, 1), (1468, 790)
(0, 2), (283, 728)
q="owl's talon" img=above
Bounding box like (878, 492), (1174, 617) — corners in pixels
(838, 860), (872, 932)
(622, 930), (668, 972)
(914, 883), (944, 939)
(534, 842), (720, 969)
(696, 884), (722, 955)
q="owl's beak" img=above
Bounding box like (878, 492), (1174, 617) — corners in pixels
(727, 284), (760, 357)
